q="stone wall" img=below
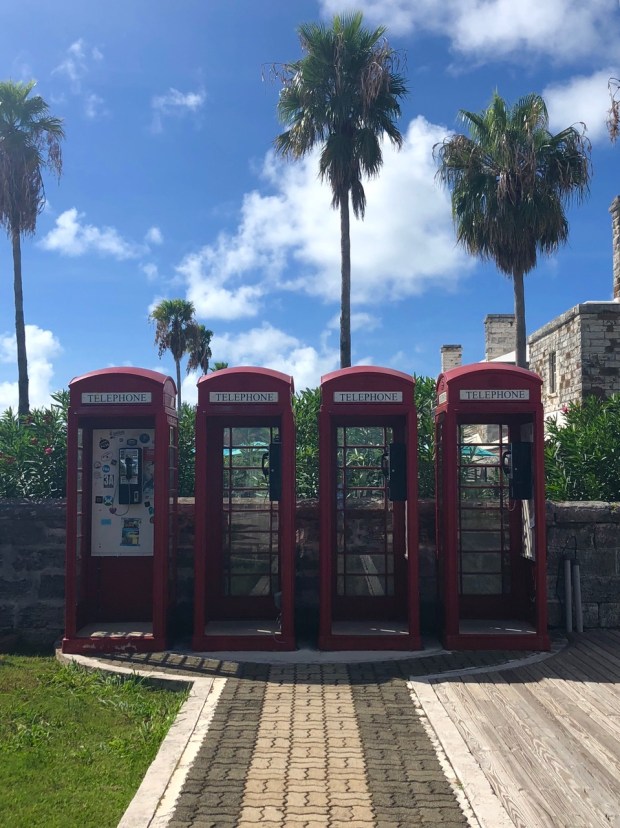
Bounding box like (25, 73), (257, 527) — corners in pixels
(546, 501), (620, 628)
(1, 499), (619, 647)
(0, 501), (66, 648)
(529, 302), (620, 420)
(484, 314), (516, 361)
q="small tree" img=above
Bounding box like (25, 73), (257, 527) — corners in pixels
(545, 395), (620, 501)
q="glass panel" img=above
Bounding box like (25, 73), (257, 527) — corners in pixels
(343, 575), (386, 597)
(460, 531), (503, 552)
(346, 554), (387, 575)
(461, 574), (503, 594)
(460, 552), (501, 573)
(221, 423), (280, 597)
(458, 422), (511, 598)
(335, 425), (395, 600)
(226, 553), (273, 575)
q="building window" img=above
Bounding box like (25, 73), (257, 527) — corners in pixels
(548, 351), (557, 393)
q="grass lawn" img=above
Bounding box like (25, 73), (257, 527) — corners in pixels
(0, 654), (188, 828)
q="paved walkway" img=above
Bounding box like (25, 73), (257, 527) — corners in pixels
(63, 633), (620, 826)
(64, 642), (559, 827)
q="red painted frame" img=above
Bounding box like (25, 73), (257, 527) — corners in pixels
(62, 367), (178, 654)
(318, 366), (421, 651)
(434, 363), (550, 651)
(192, 367), (296, 651)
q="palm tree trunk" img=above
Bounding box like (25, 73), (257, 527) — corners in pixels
(175, 358), (182, 411)
(12, 229), (29, 416)
(513, 270), (527, 369)
(340, 194), (351, 369)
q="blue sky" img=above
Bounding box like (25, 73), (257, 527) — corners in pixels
(0, 0), (619, 410)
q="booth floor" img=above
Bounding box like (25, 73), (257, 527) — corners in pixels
(59, 630), (620, 828)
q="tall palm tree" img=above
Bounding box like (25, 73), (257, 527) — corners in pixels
(275, 12), (407, 368)
(186, 323), (213, 376)
(0, 81), (64, 415)
(149, 298), (198, 410)
(435, 92), (590, 368)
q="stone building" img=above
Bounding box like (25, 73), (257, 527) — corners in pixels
(441, 196), (620, 420)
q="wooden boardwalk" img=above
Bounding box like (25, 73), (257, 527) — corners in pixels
(416, 630), (620, 828)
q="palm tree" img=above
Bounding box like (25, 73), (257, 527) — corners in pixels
(149, 298), (198, 410)
(275, 12), (407, 368)
(435, 92), (590, 368)
(186, 323), (213, 376)
(0, 81), (64, 415)
(211, 361), (229, 372)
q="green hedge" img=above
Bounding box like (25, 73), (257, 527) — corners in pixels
(3, 386), (619, 502)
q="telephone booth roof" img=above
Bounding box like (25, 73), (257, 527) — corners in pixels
(197, 366), (294, 412)
(436, 362), (542, 411)
(69, 367), (177, 417)
(320, 366), (414, 415)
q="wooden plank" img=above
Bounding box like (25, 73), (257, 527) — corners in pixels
(488, 668), (620, 822)
(571, 636), (620, 674)
(552, 646), (620, 684)
(517, 663), (620, 743)
(470, 671), (614, 827)
(434, 678), (554, 828)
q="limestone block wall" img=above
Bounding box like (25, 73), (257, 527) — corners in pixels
(484, 314), (516, 361)
(529, 302), (620, 419)
(546, 501), (620, 628)
(0, 501), (66, 647)
(1, 499), (619, 647)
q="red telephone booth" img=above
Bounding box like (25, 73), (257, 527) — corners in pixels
(192, 367), (295, 651)
(318, 367), (421, 650)
(62, 368), (178, 654)
(434, 363), (549, 650)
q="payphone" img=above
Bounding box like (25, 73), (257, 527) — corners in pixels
(192, 367), (296, 651)
(434, 363), (549, 650)
(318, 366), (421, 650)
(62, 368), (178, 654)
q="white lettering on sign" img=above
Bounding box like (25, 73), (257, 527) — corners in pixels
(333, 391), (403, 403)
(459, 389), (530, 401)
(209, 391), (279, 403)
(81, 392), (152, 404)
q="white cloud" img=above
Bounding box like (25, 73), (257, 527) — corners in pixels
(84, 92), (107, 120)
(175, 116), (470, 314)
(319, 0), (620, 64)
(53, 38), (103, 90)
(145, 226), (163, 245)
(141, 263), (159, 281)
(544, 69), (618, 143)
(151, 87), (206, 133)
(40, 208), (143, 259)
(328, 311), (381, 332)
(52, 39), (106, 120)
(176, 248), (266, 319)
(212, 324), (339, 391)
(0, 326), (62, 411)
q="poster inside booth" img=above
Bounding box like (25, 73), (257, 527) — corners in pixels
(91, 427), (155, 556)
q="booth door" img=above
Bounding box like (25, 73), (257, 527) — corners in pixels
(457, 422), (526, 617)
(216, 424), (281, 616)
(333, 424), (406, 620)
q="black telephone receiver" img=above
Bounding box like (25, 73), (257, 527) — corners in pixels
(387, 442), (407, 502)
(501, 443), (532, 500)
(379, 443), (407, 501)
(262, 438), (282, 501)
